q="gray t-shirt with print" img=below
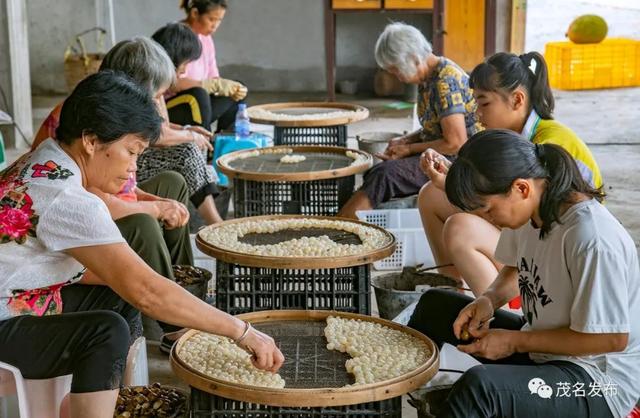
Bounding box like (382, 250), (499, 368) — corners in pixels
(496, 199), (640, 418)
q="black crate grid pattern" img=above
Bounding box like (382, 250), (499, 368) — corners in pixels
(190, 388), (402, 417)
(233, 177), (355, 217)
(215, 262), (371, 315)
(273, 125), (347, 147)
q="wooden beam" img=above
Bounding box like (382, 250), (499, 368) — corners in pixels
(324, 0), (336, 101)
(6, 0), (33, 149)
(484, 0), (497, 57)
(510, 0), (527, 54)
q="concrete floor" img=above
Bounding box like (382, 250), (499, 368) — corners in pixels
(4, 88), (638, 416)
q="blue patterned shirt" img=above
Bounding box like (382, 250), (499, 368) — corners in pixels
(417, 58), (483, 142)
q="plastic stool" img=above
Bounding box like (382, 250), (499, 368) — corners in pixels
(123, 336), (149, 387)
(0, 361), (72, 418)
(212, 133), (271, 186)
(0, 336), (148, 417)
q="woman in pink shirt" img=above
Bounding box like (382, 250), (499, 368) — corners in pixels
(166, 0), (247, 133)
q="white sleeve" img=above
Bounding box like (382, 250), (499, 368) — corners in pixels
(495, 228), (518, 267)
(568, 246), (630, 334)
(37, 187), (125, 252)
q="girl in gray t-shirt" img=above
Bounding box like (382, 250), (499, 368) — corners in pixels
(409, 129), (639, 418)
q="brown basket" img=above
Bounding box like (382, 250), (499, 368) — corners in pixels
(63, 27), (107, 92)
(171, 310), (439, 407)
(64, 53), (104, 92)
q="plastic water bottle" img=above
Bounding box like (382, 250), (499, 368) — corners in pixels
(235, 103), (250, 139)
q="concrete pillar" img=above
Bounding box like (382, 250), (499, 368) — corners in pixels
(0, 0), (33, 149)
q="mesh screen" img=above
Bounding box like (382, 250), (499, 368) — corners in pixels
(227, 153), (353, 173)
(253, 320), (354, 388)
(239, 228), (362, 246)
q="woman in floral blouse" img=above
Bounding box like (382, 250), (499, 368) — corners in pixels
(0, 72), (283, 418)
(338, 23), (482, 218)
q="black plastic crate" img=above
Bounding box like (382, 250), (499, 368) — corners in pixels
(215, 261), (371, 315)
(274, 125), (347, 147)
(190, 387), (402, 417)
(233, 177), (355, 217)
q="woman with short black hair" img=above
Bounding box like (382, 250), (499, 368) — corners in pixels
(0, 71), (283, 418)
(409, 130), (639, 418)
(152, 22), (202, 74)
(152, 22), (213, 128)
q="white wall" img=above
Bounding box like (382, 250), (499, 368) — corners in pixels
(29, 0), (329, 93)
(27, 0), (433, 94)
(27, 0), (99, 94)
(335, 12), (431, 93)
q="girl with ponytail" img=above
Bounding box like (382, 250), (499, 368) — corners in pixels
(417, 51), (603, 297)
(409, 131), (639, 418)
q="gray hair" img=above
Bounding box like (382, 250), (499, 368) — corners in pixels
(100, 36), (176, 94)
(375, 23), (433, 79)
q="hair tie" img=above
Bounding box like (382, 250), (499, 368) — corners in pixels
(519, 54), (537, 75)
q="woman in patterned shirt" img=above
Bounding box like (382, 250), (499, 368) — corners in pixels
(338, 22), (482, 218)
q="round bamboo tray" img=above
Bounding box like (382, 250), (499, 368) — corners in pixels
(170, 310), (439, 407)
(247, 102), (369, 127)
(196, 214), (396, 269)
(216, 145), (372, 182)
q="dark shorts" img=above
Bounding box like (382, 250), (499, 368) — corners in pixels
(0, 285), (139, 393)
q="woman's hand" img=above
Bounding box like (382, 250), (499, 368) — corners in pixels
(188, 130), (213, 152)
(203, 78), (246, 100)
(457, 329), (518, 360)
(238, 327), (285, 372)
(453, 295), (494, 340)
(388, 136), (408, 148)
(376, 143), (412, 161)
(420, 149), (451, 189)
(155, 199), (190, 229)
(186, 125), (213, 140)
(231, 84), (248, 101)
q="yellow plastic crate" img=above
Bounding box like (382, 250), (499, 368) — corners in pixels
(544, 38), (640, 90)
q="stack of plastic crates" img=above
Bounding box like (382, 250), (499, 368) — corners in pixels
(215, 263), (371, 315)
(273, 125), (347, 146)
(356, 208), (434, 270)
(545, 38), (640, 90)
(233, 124), (352, 216)
(233, 176), (355, 217)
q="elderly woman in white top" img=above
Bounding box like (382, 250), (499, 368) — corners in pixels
(0, 71), (283, 418)
(338, 23), (482, 218)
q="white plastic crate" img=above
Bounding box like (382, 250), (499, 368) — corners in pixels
(191, 234), (216, 300)
(356, 208), (434, 270)
(191, 233), (216, 272)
